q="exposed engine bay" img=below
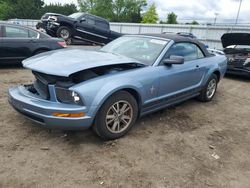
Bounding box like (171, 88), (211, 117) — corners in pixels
(26, 63), (145, 100)
(224, 48), (250, 67)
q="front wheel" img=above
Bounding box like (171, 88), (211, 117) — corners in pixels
(198, 74), (218, 102)
(56, 26), (72, 43)
(93, 91), (138, 140)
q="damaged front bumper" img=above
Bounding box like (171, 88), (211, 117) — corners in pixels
(36, 21), (60, 37)
(8, 86), (95, 130)
(226, 65), (250, 77)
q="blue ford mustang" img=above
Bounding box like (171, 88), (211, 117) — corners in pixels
(8, 34), (227, 140)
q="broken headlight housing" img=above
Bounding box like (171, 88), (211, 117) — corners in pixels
(48, 16), (58, 21)
(56, 87), (83, 105)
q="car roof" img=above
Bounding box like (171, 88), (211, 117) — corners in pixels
(0, 22), (50, 38)
(139, 33), (197, 43)
(137, 33), (211, 57)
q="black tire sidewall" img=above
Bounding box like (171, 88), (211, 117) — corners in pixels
(200, 74), (218, 102)
(94, 91), (138, 140)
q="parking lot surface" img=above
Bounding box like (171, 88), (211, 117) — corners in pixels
(0, 46), (250, 188)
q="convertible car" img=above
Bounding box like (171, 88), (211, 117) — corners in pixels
(8, 34), (227, 140)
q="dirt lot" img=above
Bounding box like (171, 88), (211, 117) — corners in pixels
(0, 55), (250, 188)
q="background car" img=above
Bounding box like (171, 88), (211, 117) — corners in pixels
(36, 12), (122, 45)
(0, 22), (67, 64)
(207, 48), (225, 56)
(221, 33), (250, 77)
(8, 34), (227, 140)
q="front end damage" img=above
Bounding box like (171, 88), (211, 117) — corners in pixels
(224, 48), (250, 77)
(221, 33), (250, 77)
(8, 63), (144, 130)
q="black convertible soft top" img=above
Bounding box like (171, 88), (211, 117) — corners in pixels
(140, 33), (211, 57)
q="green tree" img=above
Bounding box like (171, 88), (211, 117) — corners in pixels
(191, 20), (199, 25)
(141, 3), (158, 23)
(77, 0), (96, 12)
(167, 12), (178, 24)
(78, 0), (147, 22)
(0, 0), (78, 20)
(40, 3), (77, 17)
(185, 20), (199, 25)
(12, 0), (44, 19)
(0, 1), (13, 20)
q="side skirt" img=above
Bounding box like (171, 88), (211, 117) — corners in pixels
(140, 90), (201, 117)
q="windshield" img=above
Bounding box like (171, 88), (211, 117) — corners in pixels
(101, 36), (169, 65)
(68, 12), (84, 19)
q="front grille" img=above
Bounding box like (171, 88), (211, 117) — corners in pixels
(228, 60), (244, 68)
(55, 87), (72, 103)
(33, 73), (50, 100)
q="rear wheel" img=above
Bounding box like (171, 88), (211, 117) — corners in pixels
(198, 74), (218, 102)
(93, 91), (138, 140)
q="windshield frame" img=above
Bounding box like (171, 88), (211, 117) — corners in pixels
(100, 35), (170, 66)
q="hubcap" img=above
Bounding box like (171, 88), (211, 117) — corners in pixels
(206, 79), (217, 99)
(60, 29), (69, 39)
(105, 100), (133, 134)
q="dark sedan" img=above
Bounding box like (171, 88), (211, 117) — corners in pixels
(0, 23), (67, 63)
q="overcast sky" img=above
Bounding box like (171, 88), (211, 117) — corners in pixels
(44, 0), (249, 23)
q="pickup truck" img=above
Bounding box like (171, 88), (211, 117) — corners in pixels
(36, 12), (122, 45)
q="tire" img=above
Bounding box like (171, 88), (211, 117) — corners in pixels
(56, 26), (72, 41)
(65, 38), (73, 45)
(198, 74), (218, 102)
(93, 91), (138, 140)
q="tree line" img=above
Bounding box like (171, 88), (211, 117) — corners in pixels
(0, 0), (199, 24)
(0, 0), (77, 20)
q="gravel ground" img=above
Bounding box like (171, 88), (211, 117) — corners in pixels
(0, 46), (250, 188)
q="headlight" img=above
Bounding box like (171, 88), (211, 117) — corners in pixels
(56, 87), (83, 105)
(48, 16), (57, 21)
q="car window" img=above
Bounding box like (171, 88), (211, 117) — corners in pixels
(29, 30), (39, 38)
(86, 16), (95, 25)
(164, 42), (205, 61)
(5, 26), (29, 38)
(96, 20), (109, 29)
(0, 25), (2, 37)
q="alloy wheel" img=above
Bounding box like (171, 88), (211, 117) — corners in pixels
(206, 79), (217, 99)
(60, 29), (70, 39)
(105, 100), (133, 134)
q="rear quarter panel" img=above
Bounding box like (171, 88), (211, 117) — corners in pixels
(201, 54), (227, 86)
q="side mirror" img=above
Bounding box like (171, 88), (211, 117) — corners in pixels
(80, 18), (86, 22)
(162, 55), (184, 65)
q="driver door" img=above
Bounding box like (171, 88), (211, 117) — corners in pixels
(158, 42), (207, 100)
(75, 15), (97, 42)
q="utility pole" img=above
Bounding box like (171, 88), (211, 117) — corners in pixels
(235, 0), (243, 26)
(214, 13), (219, 25)
(231, 0), (243, 31)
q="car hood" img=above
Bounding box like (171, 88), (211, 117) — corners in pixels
(22, 49), (143, 77)
(221, 33), (250, 48)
